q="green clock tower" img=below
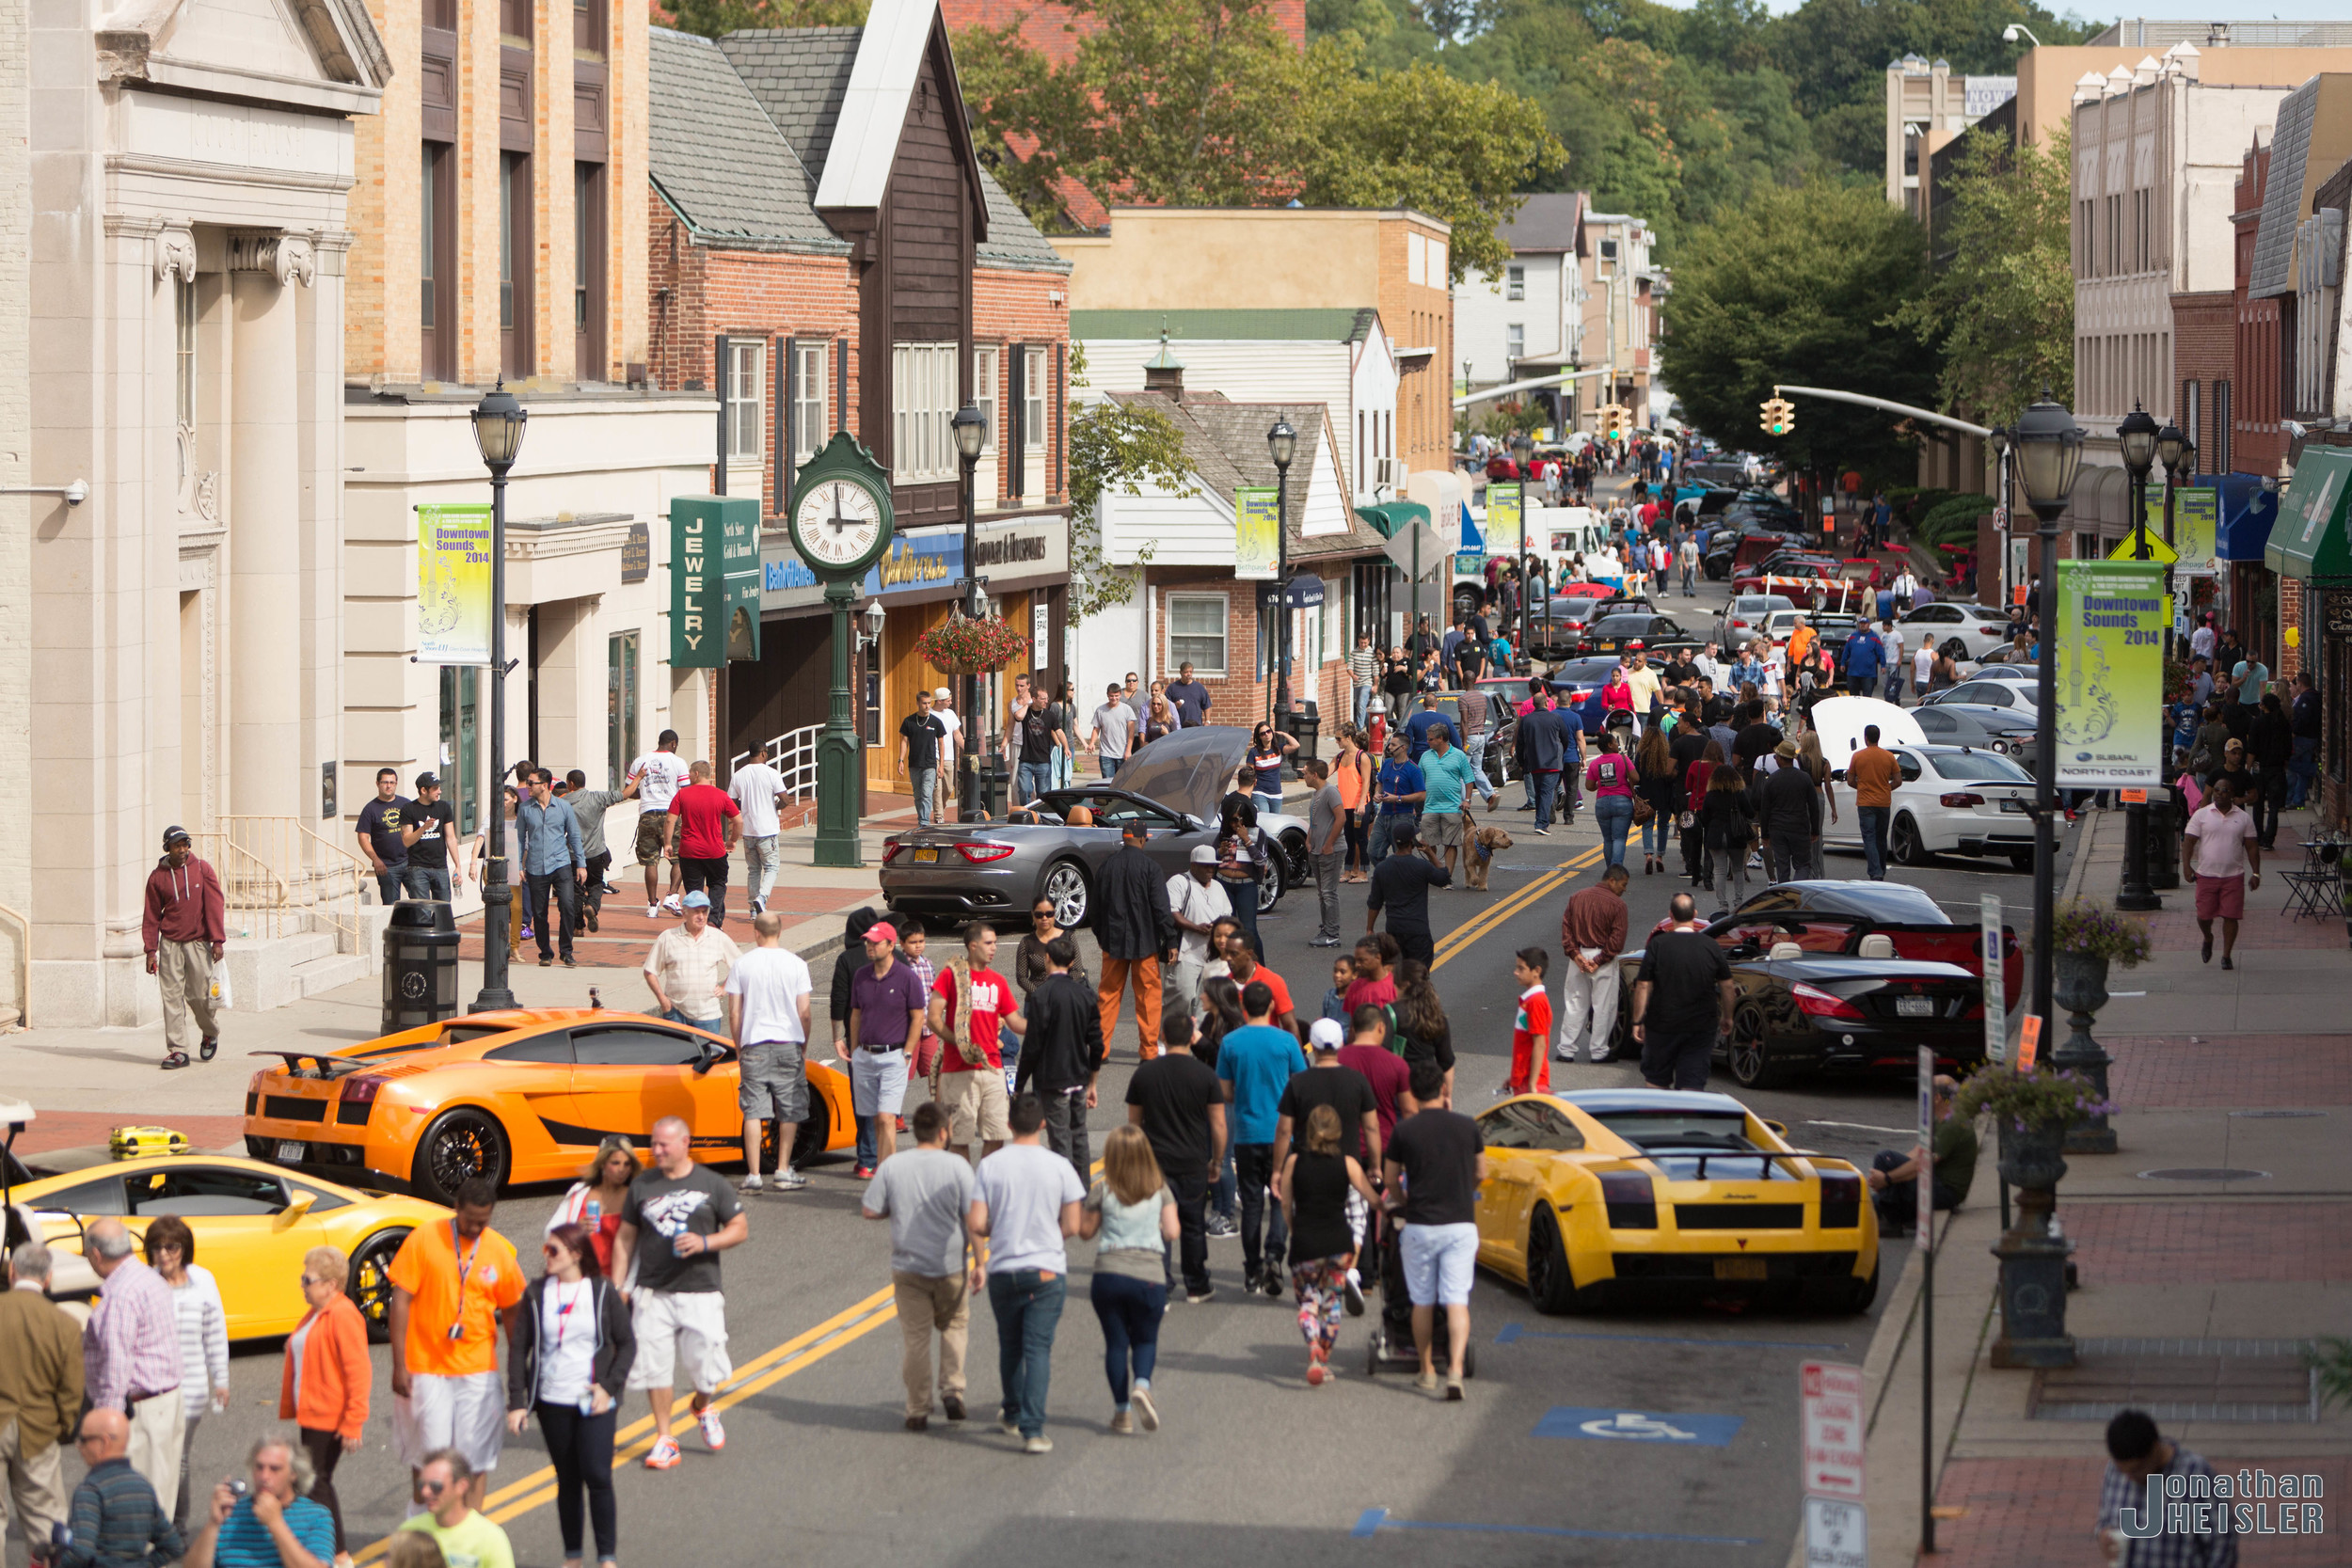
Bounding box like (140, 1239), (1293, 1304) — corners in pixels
(787, 432), (896, 867)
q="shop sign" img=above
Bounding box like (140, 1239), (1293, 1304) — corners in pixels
(2324, 592), (2352, 637)
(415, 503), (495, 666)
(620, 520), (650, 584)
(2054, 559), (2165, 787)
(671, 495), (760, 668)
(761, 519), (1068, 612)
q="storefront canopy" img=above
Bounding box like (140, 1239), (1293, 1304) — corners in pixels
(1354, 499), (1430, 540)
(2266, 446), (2352, 583)
(2209, 472), (2280, 562)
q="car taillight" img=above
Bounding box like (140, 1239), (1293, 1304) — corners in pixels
(341, 1074), (388, 1105)
(958, 842), (1017, 863)
(1939, 792), (1985, 808)
(1598, 1171), (1657, 1229)
(1791, 981), (1866, 1020)
(1818, 1170), (1863, 1229)
(882, 837), (903, 864)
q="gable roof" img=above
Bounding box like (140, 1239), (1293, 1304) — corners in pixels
(977, 170), (1074, 273)
(718, 27), (861, 183)
(649, 27), (847, 254)
(1499, 192), (1583, 255)
(1071, 309), (1376, 342)
(1109, 390), (1386, 561)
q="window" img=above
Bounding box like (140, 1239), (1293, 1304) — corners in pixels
(892, 341), (957, 482)
(574, 163), (606, 381)
(792, 341), (828, 464)
(125, 1166), (289, 1218)
(421, 141), (455, 381)
(725, 340), (764, 463)
(2181, 378), (2200, 456)
(1023, 346), (1047, 452)
(573, 0), (605, 54)
(1505, 264), (1524, 302)
(2213, 380), (2232, 473)
(439, 664), (479, 833)
(175, 276), (196, 431)
(570, 1026), (711, 1068)
(486, 1032), (578, 1063)
(1167, 594), (1230, 675)
(606, 631), (637, 790)
(1506, 324), (1525, 361)
(500, 152), (532, 379)
(31, 1176), (126, 1216)
(973, 345), (999, 451)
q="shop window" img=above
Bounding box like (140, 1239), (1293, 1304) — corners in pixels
(892, 341), (957, 482)
(1168, 594), (1230, 676)
(439, 665), (480, 834)
(793, 342), (829, 464)
(607, 631), (637, 790)
(726, 341), (764, 463)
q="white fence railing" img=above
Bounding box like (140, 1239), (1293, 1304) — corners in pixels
(192, 816), (371, 945)
(729, 723), (824, 803)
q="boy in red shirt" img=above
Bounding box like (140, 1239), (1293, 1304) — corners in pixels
(667, 760), (741, 925)
(926, 922), (1024, 1161)
(1508, 946), (1554, 1095)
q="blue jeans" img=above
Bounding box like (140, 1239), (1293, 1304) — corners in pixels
(1595, 795), (1635, 869)
(1089, 1273), (1167, 1408)
(1017, 762), (1055, 805)
(987, 1270), (1067, 1439)
(1858, 805), (1890, 880)
(373, 868), (405, 904)
(1640, 806), (1665, 856)
(402, 865), (453, 901)
(1882, 672), (1904, 705)
(911, 766), (938, 826)
(1253, 790), (1282, 819)
(1100, 754), (1120, 778)
(1533, 769), (1560, 832)
(1219, 877), (1262, 958)
(1849, 670), (1877, 700)
(2290, 736), (2319, 806)
(1213, 1140), (1237, 1221)
(1352, 685), (1371, 729)
(998, 1020), (1022, 1086)
(526, 871), (579, 961)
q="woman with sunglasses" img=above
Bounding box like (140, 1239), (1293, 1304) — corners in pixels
(278, 1244), (370, 1567)
(506, 1224), (634, 1568)
(546, 1137), (636, 1278)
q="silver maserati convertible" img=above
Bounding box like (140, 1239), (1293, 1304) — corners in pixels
(877, 726), (1310, 929)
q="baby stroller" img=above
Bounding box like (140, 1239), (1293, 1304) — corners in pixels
(1361, 1204), (1477, 1379)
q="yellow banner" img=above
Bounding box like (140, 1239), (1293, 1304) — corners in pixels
(416, 504), (494, 665)
(1235, 486), (1279, 580)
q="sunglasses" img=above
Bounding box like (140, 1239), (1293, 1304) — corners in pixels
(542, 1244), (565, 1259)
(1032, 911), (1054, 920)
(417, 1481), (447, 1497)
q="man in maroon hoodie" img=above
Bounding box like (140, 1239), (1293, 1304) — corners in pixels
(142, 826), (226, 1069)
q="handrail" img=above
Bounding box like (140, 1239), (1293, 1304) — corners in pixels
(0, 900), (27, 1028)
(728, 722), (824, 802)
(193, 816), (374, 947)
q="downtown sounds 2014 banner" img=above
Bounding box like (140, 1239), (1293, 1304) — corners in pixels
(1234, 486), (1279, 579)
(415, 504), (494, 665)
(2054, 559), (2165, 788)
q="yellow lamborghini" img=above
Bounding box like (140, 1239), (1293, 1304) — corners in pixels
(1471, 1087), (1881, 1313)
(10, 1148), (450, 1339)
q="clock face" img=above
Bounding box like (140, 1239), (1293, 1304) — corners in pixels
(793, 478), (884, 571)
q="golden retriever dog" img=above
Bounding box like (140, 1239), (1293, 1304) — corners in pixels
(1464, 817), (1515, 890)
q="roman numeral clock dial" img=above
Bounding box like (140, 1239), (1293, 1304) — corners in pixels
(792, 478), (884, 572)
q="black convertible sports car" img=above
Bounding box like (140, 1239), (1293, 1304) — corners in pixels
(1600, 880), (2013, 1089)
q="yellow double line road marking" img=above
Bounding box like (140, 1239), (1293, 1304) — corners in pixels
(1430, 847), (1602, 970)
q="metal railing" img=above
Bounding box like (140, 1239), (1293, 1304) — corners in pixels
(192, 816), (372, 945)
(729, 722), (824, 803)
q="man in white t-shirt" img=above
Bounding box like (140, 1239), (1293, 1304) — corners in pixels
(931, 688), (963, 821)
(2182, 778), (2261, 970)
(1913, 641), (1934, 698)
(1088, 684), (1137, 778)
(725, 911), (814, 1192)
(728, 742), (787, 917)
(968, 1096), (1087, 1452)
(1164, 845), (1232, 1022)
(629, 731), (693, 915)
(1879, 620), (1907, 705)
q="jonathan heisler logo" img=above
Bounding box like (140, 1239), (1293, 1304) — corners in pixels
(2117, 1467), (2328, 1540)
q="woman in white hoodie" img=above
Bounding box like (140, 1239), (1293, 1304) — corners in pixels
(144, 1215), (229, 1534)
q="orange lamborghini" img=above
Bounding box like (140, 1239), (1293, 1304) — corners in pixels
(241, 1009), (855, 1205)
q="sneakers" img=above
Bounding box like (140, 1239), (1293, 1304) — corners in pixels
(772, 1168), (808, 1191)
(1306, 1359), (1327, 1387)
(1343, 1272), (1366, 1318)
(1262, 1271), (1285, 1299)
(852, 1164), (877, 1180)
(1445, 1375), (1465, 1402)
(942, 1393), (966, 1422)
(1024, 1435), (1054, 1455)
(698, 1406), (726, 1450)
(1110, 1410), (1134, 1435)
(1532, 826), (1550, 836)
(661, 895), (682, 914)
(998, 1413), (1021, 1436)
(1131, 1387), (1159, 1431)
(1184, 1285), (1216, 1305)
(1203, 1212), (1238, 1238)
(644, 1435), (682, 1469)
(750, 896), (766, 916)
(905, 1415), (929, 1432)
(739, 1174), (766, 1194)
(1413, 1370), (1438, 1393)
(645, 903), (661, 920)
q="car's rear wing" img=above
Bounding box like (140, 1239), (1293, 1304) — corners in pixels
(1850, 922), (2022, 1010)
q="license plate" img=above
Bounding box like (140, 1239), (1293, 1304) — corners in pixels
(1714, 1257), (1769, 1281)
(1896, 996), (1933, 1018)
(1999, 799), (2026, 813)
(910, 847), (938, 863)
(275, 1141), (306, 1164)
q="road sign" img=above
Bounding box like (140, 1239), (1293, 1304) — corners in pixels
(1533, 1407), (1745, 1446)
(1980, 895), (2005, 1066)
(2106, 527), (2178, 564)
(1804, 1497), (1867, 1568)
(1381, 518), (1446, 579)
(1801, 1362), (1867, 1499)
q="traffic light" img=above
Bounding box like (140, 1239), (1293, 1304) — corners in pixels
(1596, 403), (1629, 440)
(1759, 396), (1795, 436)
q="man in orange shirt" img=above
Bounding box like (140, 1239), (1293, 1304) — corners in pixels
(1846, 723), (1902, 881)
(1786, 616), (1816, 676)
(1223, 933), (1297, 1036)
(385, 1180), (526, 1511)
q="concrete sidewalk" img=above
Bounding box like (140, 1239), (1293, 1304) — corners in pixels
(1836, 804), (2352, 1566)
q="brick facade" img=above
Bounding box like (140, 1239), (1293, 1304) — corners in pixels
(1147, 569), (1349, 742)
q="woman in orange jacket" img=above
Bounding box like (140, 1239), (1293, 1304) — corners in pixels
(279, 1244), (372, 1568)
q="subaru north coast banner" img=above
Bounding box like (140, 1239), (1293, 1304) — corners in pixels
(1234, 486), (1279, 580)
(415, 504), (495, 665)
(2054, 559), (2166, 788)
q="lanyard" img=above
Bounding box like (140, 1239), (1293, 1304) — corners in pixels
(447, 1220), (481, 1339)
(549, 1280), (587, 1353)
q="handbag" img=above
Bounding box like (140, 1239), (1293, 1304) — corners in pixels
(1630, 792), (1655, 828)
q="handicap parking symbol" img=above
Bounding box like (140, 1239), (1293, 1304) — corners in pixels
(1534, 1406), (1746, 1447)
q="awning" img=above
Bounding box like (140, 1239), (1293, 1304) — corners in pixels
(2210, 473), (2280, 562)
(2265, 445), (2352, 582)
(1354, 500), (1431, 540)
(1259, 575), (1327, 610)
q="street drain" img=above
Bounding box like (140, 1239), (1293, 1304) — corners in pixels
(2136, 1167), (2271, 1181)
(2030, 1338), (2317, 1422)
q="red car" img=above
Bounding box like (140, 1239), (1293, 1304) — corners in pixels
(1732, 557), (1839, 595)
(1837, 558), (1885, 588)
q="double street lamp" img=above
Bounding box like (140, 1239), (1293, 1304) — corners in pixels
(1267, 419), (1297, 728)
(2007, 393), (2084, 1039)
(469, 382), (527, 1014)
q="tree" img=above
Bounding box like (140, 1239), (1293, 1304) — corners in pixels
(1064, 347), (1192, 622)
(664, 0), (866, 39)
(1660, 179), (1935, 477)
(1890, 124), (2073, 426)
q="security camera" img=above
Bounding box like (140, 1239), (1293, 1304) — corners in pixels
(2283, 420), (2309, 441)
(64, 479), (87, 506)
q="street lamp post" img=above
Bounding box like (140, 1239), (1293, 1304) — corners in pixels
(2151, 423), (2192, 893)
(2116, 404), (2161, 912)
(1510, 431), (1534, 654)
(952, 404), (987, 819)
(1267, 419), (1297, 730)
(468, 382), (527, 1014)
(2012, 394), (2084, 1037)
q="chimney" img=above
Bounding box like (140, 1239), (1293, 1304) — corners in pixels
(1142, 322), (1184, 401)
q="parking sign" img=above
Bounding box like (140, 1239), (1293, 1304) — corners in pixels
(1800, 1361), (1866, 1499)
(1804, 1497), (1867, 1568)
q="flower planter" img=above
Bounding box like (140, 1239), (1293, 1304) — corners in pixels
(1996, 1119), (2070, 1192)
(2053, 950), (2110, 1017)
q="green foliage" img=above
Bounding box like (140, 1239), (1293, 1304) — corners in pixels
(1916, 494), (1991, 546)
(1657, 179), (1934, 477)
(2052, 901), (2155, 968)
(1890, 124), (2074, 427)
(1065, 345), (1188, 624)
(664, 0), (866, 38)
(2312, 1338), (2352, 1415)
(1954, 1064), (2113, 1133)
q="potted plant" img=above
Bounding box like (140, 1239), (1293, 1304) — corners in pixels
(1955, 1065), (2113, 1189)
(914, 611), (1027, 674)
(2049, 900), (2153, 1017)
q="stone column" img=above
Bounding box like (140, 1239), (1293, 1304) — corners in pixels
(227, 231), (312, 819)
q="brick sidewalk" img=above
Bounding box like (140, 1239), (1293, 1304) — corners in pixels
(10, 1111), (248, 1158)
(2063, 1201), (2352, 1285)
(2143, 907), (2346, 951)
(2104, 1035), (2352, 1107)
(1930, 1457), (2349, 1567)
(453, 884), (874, 968)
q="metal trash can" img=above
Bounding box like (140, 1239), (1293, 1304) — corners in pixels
(382, 901), (462, 1034)
(1279, 706), (1321, 773)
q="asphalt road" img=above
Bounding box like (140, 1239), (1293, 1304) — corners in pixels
(57, 540), (2075, 1568)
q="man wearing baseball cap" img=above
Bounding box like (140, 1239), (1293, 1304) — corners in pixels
(643, 889), (739, 1034)
(845, 921), (928, 1178)
(1163, 844), (1230, 1026)
(398, 771), (467, 901)
(142, 827), (225, 1069)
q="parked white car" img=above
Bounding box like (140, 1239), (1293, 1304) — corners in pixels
(1827, 742), (2037, 870)
(1897, 601), (2014, 659)
(1920, 675), (2041, 717)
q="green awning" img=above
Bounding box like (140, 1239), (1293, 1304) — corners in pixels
(2266, 445), (2352, 581)
(1354, 500), (1430, 539)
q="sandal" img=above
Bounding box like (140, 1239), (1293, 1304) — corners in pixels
(161, 1051), (190, 1069)
(199, 1037), (217, 1061)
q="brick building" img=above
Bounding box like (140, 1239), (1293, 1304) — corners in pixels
(648, 5), (1073, 806)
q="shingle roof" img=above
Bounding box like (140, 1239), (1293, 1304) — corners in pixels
(718, 27), (863, 187)
(2251, 79), (2318, 298)
(1109, 391), (1389, 561)
(648, 28), (845, 253)
(977, 168), (1073, 274)
(1071, 309), (1376, 341)
(1498, 191), (1584, 254)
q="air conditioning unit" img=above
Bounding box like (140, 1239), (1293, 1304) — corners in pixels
(1373, 456), (1405, 488)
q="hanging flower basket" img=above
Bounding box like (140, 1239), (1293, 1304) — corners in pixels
(916, 612), (1026, 674)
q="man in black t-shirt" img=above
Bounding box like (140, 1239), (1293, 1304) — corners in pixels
(1126, 1013), (1227, 1302)
(354, 767), (413, 905)
(397, 771), (466, 901)
(1631, 894), (1737, 1091)
(1273, 1016), (1381, 1176)
(1011, 675), (1067, 808)
(1383, 1060), (1485, 1398)
(1367, 820), (1450, 968)
(1732, 701), (1781, 782)
(897, 690), (948, 827)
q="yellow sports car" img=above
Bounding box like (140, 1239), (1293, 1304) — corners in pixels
(1471, 1087), (1881, 1313)
(9, 1148), (450, 1339)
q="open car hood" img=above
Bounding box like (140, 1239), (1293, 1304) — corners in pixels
(1109, 726), (1253, 822)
